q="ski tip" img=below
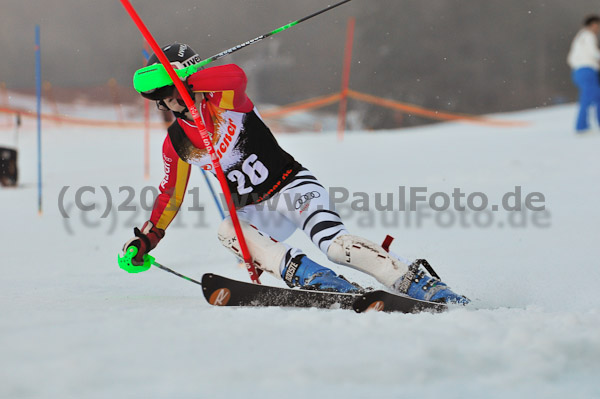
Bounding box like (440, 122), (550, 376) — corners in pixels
(202, 274), (233, 306)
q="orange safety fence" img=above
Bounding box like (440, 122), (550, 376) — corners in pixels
(346, 89), (529, 127)
(260, 89), (528, 128)
(261, 92), (343, 119)
(0, 105), (166, 129)
(0, 90), (529, 130)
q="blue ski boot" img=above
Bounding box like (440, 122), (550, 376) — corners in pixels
(282, 255), (362, 293)
(393, 259), (470, 305)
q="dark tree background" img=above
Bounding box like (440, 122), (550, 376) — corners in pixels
(1, 0), (596, 128)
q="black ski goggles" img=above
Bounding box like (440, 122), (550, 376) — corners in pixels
(140, 84), (176, 101)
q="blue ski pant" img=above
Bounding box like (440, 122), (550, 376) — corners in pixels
(572, 67), (600, 131)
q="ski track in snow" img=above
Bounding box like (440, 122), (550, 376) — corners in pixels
(1, 101), (599, 398)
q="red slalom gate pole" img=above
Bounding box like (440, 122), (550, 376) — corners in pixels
(119, 0), (261, 284)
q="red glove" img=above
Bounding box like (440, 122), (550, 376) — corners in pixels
(122, 221), (165, 265)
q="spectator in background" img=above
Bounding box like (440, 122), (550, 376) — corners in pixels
(567, 15), (600, 133)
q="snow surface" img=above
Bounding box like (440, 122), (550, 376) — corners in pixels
(1, 102), (599, 398)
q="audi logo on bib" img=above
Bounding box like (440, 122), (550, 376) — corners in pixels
(295, 191), (321, 210)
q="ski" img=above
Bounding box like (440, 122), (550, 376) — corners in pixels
(353, 290), (448, 314)
(201, 273), (358, 310)
(202, 273), (448, 314)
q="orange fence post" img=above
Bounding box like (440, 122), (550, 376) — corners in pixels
(337, 17), (355, 140)
(143, 42), (151, 180)
(144, 96), (150, 179)
(108, 78), (125, 124)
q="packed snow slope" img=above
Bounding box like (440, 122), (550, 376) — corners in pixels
(1, 103), (599, 399)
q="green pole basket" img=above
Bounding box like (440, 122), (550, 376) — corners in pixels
(118, 246), (155, 273)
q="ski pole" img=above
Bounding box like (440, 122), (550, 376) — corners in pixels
(200, 169), (226, 219)
(118, 246), (202, 287)
(121, 0), (261, 284)
(153, 259), (202, 286)
(133, 0), (354, 79)
(197, 0), (353, 69)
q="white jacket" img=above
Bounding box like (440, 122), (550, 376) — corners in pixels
(567, 28), (600, 70)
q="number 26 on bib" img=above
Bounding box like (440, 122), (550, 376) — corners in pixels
(227, 154), (269, 195)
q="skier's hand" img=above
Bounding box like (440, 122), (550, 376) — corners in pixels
(122, 221), (165, 265)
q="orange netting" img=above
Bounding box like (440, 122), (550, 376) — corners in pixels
(0, 89), (528, 130)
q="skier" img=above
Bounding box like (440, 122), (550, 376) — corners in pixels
(122, 43), (469, 304)
(567, 15), (600, 133)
